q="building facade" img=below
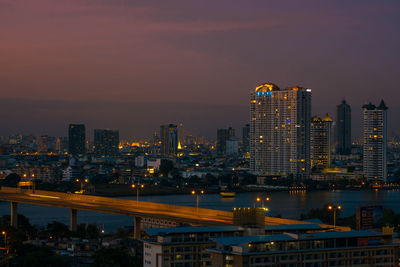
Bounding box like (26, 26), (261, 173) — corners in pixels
(94, 129), (119, 157)
(362, 101), (388, 182)
(336, 99), (352, 155)
(68, 124), (86, 156)
(216, 127), (235, 156)
(250, 83), (311, 179)
(160, 124), (178, 157)
(242, 124), (250, 154)
(310, 114), (332, 169)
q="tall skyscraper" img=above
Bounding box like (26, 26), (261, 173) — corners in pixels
(94, 129), (119, 157)
(216, 127), (235, 156)
(68, 124), (86, 156)
(242, 124), (250, 153)
(250, 83), (311, 179)
(363, 100), (388, 182)
(336, 99), (352, 155)
(160, 124), (178, 156)
(310, 114), (332, 169)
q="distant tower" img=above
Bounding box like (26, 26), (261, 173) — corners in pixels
(362, 100), (388, 182)
(94, 129), (119, 157)
(160, 124), (178, 156)
(242, 124), (250, 153)
(68, 124), (86, 156)
(250, 83), (311, 179)
(336, 99), (352, 154)
(216, 127), (235, 156)
(311, 114), (332, 169)
(37, 135), (49, 154)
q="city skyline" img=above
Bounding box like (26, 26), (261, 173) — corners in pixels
(0, 1), (399, 139)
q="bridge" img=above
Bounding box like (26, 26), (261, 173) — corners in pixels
(0, 187), (349, 238)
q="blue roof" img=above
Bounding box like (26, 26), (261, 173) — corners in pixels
(300, 230), (381, 240)
(265, 224), (325, 231)
(145, 226), (242, 236)
(212, 234), (296, 246)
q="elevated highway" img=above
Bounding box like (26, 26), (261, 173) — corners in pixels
(0, 187), (349, 238)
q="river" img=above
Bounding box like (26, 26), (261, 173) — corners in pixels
(1, 190), (399, 232)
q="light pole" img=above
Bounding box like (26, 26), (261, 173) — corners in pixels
(2, 231), (7, 254)
(256, 196), (270, 208)
(76, 178), (89, 193)
(132, 184), (144, 205)
(191, 190), (204, 215)
(328, 205), (342, 229)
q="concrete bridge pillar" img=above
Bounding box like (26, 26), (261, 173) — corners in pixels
(134, 216), (142, 239)
(10, 202), (18, 228)
(70, 208), (77, 232)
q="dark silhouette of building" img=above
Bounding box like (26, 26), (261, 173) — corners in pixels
(94, 129), (119, 157)
(336, 99), (351, 154)
(242, 124), (250, 153)
(160, 124), (178, 156)
(216, 127), (235, 156)
(68, 124), (86, 156)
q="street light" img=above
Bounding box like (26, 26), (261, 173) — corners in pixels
(256, 196), (270, 208)
(132, 184), (144, 203)
(2, 231), (7, 254)
(76, 178), (89, 193)
(191, 190), (204, 215)
(328, 205), (342, 229)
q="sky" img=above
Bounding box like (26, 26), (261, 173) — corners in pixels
(0, 0), (399, 140)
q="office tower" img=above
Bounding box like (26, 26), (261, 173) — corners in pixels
(68, 124), (86, 156)
(250, 83), (311, 179)
(310, 114), (332, 169)
(363, 100), (388, 182)
(242, 124), (250, 153)
(55, 137), (68, 154)
(160, 124), (178, 156)
(336, 99), (352, 154)
(216, 127), (235, 156)
(94, 129), (119, 157)
(37, 135), (48, 154)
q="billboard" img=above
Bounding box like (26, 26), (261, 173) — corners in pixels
(356, 205), (383, 231)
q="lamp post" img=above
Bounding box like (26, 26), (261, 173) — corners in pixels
(132, 184), (144, 205)
(328, 205), (342, 229)
(75, 178), (89, 193)
(256, 196), (270, 208)
(191, 190), (204, 215)
(2, 231), (7, 254)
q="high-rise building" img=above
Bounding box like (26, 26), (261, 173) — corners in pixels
(362, 100), (388, 182)
(55, 137), (68, 154)
(336, 99), (352, 155)
(94, 129), (119, 157)
(250, 83), (311, 179)
(160, 124), (178, 156)
(68, 124), (86, 156)
(216, 127), (235, 156)
(37, 135), (48, 154)
(311, 114), (332, 169)
(242, 124), (250, 153)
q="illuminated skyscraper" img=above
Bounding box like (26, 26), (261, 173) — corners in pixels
(160, 124), (178, 156)
(250, 83), (311, 179)
(94, 129), (119, 157)
(336, 99), (352, 154)
(68, 124), (86, 156)
(363, 100), (387, 182)
(311, 114), (332, 169)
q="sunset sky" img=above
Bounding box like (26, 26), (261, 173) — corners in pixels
(1, 0), (399, 139)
